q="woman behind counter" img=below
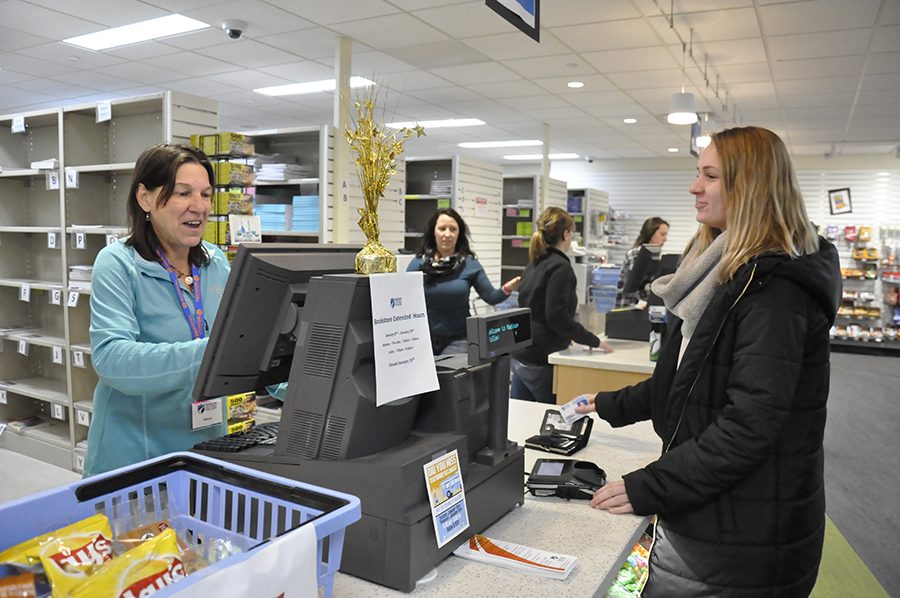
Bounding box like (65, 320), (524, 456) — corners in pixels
(578, 126), (841, 596)
(511, 207), (607, 404)
(614, 216), (669, 308)
(84, 144), (231, 477)
(407, 208), (519, 354)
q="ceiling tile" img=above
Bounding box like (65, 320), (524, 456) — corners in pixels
(461, 30), (570, 60)
(385, 39), (490, 69)
(263, 0), (400, 25)
(771, 55), (867, 80)
(554, 18), (659, 53)
(0, 53), (73, 77)
(542, 0), (640, 27)
(406, 85), (486, 104)
(349, 50), (416, 74)
(183, 0), (317, 35)
(158, 29), (230, 51)
(94, 61), (184, 85)
(206, 69), (289, 88)
(257, 61), (334, 82)
(871, 24), (900, 53)
(50, 71), (136, 92)
(255, 29), (343, 61)
(195, 39), (301, 69)
(15, 42), (127, 70)
(777, 76), (859, 95)
(23, 0), (166, 26)
(498, 95), (572, 111)
(606, 68), (688, 90)
(463, 79), (548, 99)
(12, 78), (94, 97)
(646, 8), (760, 43)
(142, 52), (240, 78)
(866, 51), (900, 74)
(502, 54), (598, 78)
(412, 3), (512, 37)
(565, 90), (635, 107)
(162, 77), (238, 97)
(694, 38), (767, 65)
(767, 29), (873, 61)
(380, 70), (455, 91)
(330, 14), (449, 48)
(0, 25), (52, 51)
(428, 61), (520, 85)
(581, 46), (679, 73)
(759, 0), (881, 35)
(532, 74), (618, 94)
(101, 41), (182, 62)
(1, 0), (101, 37)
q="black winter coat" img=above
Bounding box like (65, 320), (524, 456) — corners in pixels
(595, 238), (841, 597)
(516, 247), (600, 365)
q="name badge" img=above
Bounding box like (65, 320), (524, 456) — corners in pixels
(191, 398), (223, 430)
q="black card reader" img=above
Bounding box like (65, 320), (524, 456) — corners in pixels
(525, 409), (592, 456)
(526, 458), (607, 499)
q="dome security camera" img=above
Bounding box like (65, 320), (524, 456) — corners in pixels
(221, 19), (247, 40)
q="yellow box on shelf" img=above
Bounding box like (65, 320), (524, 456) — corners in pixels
(226, 418), (255, 435)
(214, 189), (254, 215)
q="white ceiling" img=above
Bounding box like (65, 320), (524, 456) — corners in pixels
(1, 0), (899, 164)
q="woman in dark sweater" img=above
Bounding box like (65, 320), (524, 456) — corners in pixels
(407, 208), (519, 354)
(512, 207), (606, 403)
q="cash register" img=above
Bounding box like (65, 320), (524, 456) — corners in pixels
(192, 243), (530, 592)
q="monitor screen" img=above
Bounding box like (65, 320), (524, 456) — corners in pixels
(193, 243), (359, 400)
(466, 308), (532, 361)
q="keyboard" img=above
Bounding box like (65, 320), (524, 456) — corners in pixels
(194, 422), (279, 453)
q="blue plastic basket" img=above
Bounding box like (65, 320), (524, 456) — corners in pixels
(0, 452), (360, 598)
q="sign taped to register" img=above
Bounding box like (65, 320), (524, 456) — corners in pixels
(369, 271), (439, 406)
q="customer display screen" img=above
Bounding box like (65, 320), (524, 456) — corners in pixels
(486, 311), (531, 351)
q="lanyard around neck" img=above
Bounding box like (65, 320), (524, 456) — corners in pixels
(156, 249), (204, 340)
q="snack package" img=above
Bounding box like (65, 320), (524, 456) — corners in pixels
(0, 513), (114, 598)
(70, 528), (184, 598)
(0, 569), (45, 598)
(116, 520), (172, 553)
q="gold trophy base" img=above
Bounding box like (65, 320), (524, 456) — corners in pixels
(355, 243), (397, 275)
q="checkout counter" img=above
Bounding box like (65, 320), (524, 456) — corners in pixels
(549, 340), (656, 405)
(332, 398), (661, 597)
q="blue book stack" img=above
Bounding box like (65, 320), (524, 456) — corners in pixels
(255, 203), (288, 231)
(292, 195), (319, 233)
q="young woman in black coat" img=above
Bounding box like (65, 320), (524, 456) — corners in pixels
(576, 126), (841, 596)
(511, 207), (608, 403)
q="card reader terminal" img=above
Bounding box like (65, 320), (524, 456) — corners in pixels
(526, 458), (606, 499)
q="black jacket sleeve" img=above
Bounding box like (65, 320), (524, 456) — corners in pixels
(623, 283), (810, 517)
(544, 265), (600, 348)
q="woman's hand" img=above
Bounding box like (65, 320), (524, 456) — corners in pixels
(573, 393), (596, 414)
(590, 480), (634, 515)
(502, 276), (521, 294)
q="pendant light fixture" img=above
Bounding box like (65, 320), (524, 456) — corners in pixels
(667, 41), (698, 125)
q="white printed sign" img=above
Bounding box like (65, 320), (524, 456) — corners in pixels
(0, 390), (6, 404)
(51, 403), (65, 420)
(77, 409), (91, 427)
(46, 169), (59, 190)
(67, 291), (80, 308)
(74, 232), (86, 249)
(96, 100), (112, 123)
(50, 289), (61, 305)
(72, 350), (85, 368)
(19, 284), (31, 302)
(47, 232), (58, 249)
(17, 340), (28, 356)
(65, 167), (79, 188)
(52, 346), (63, 364)
(11, 115), (24, 134)
(369, 272), (438, 406)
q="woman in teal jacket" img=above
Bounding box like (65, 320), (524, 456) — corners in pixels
(84, 144), (230, 477)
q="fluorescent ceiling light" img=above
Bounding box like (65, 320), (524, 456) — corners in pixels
(458, 139), (542, 149)
(254, 76), (374, 97)
(63, 14), (209, 51)
(503, 153), (580, 160)
(695, 135), (712, 149)
(386, 118), (485, 129)
(566, 81), (585, 89)
(623, 118), (637, 124)
(667, 147), (680, 153)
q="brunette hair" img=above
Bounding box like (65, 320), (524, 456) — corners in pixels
(685, 126), (818, 280)
(529, 207), (574, 263)
(633, 217), (669, 247)
(417, 208), (475, 258)
(125, 144), (214, 267)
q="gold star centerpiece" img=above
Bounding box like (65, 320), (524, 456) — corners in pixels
(344, 87), (423, 274)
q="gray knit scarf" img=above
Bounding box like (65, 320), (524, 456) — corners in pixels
(650, 231), (728, 340)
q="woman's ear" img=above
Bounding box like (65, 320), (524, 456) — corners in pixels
(136, 183), (153, 213)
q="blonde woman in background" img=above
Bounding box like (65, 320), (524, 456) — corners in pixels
(511, 207), (608, 403)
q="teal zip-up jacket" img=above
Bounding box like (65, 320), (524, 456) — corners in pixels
(83, 239), (231, 477)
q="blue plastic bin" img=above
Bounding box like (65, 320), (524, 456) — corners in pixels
(0, 452), (360, 598)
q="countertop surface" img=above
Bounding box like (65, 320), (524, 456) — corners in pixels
(332, 399), (661, 597)
(548, 339), (657, 374)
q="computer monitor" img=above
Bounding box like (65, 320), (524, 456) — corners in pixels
(193, 243), (359, 400)
(622, 244), (662, 295)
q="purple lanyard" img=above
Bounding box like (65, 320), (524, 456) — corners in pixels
(156, 250), (204, 340)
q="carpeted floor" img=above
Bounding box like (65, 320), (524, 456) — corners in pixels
(818, 351), (899, 596)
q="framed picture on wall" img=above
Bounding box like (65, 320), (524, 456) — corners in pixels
(828, 187), (852, 215)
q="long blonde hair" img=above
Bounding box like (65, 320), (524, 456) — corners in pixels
(529, 207), (574, 263)
(686, 126), (818, 280)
